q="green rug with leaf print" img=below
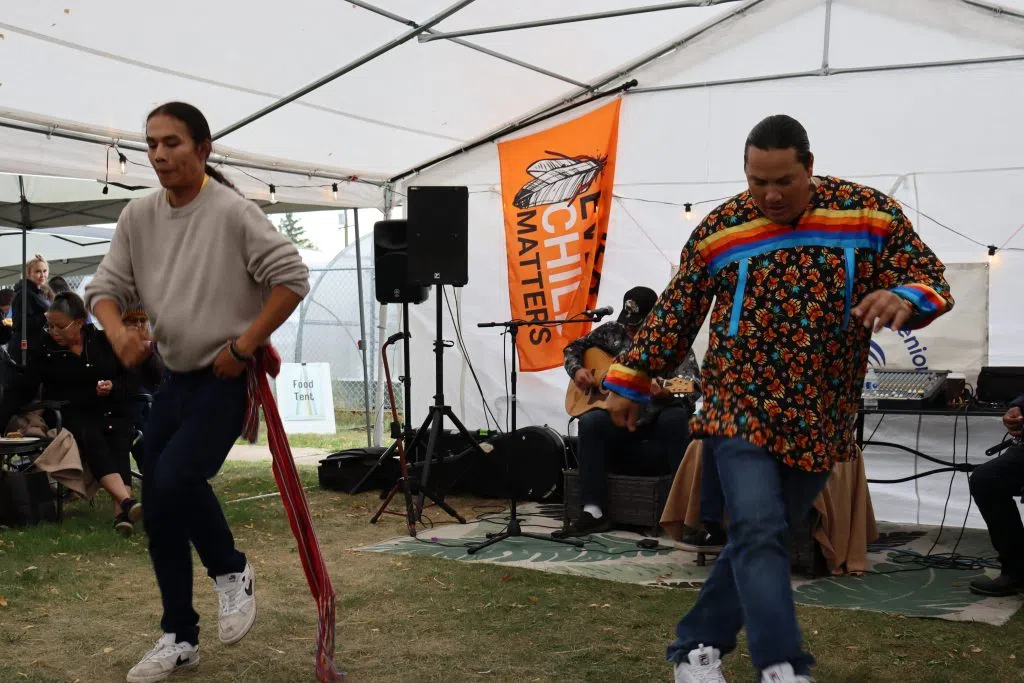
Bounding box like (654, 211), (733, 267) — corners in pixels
(354, 504), (1021, 626)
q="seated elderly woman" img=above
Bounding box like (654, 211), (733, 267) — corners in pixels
(0, 292), (142, 534)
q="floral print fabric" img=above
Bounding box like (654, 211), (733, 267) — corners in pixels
(604, 176), (953, 472)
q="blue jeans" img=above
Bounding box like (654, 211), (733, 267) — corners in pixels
(576, 405), (691, 508)
(143, 369), (248, 643)
(667, 437), (830, 676)
(700, 440), (724, 526)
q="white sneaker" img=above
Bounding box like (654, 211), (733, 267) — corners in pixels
(214, 562), (257, 645)
(674, 644), (727, 683)
(126, 633), (199, 683)
(761, 662), (813, 682)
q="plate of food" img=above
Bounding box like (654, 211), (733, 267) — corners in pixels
(1, 432), (40, 443)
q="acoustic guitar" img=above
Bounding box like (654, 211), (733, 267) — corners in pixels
(564, 348), (696, 418)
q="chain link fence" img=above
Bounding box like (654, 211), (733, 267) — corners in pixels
(272, 257), (405, 446)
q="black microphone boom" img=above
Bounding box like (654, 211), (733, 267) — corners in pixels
(582, 305), (614, 321)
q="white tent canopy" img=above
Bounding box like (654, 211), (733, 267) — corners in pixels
(2, 0), (1024, 526)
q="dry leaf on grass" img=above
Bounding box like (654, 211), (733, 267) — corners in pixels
(528, 596), (540, 604)
(971, 645), (983, 653)
(0, 595), (7, 607)
(103, 647), (114, 654)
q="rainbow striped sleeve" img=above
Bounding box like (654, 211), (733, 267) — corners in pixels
(890, 283), (951, 329)
(603, 363), (653, 403)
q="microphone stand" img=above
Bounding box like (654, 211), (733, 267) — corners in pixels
(465, 311), (610, 554)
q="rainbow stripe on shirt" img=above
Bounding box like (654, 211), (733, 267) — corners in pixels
(697, 209), (892, 273)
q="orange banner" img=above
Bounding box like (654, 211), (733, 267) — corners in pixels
(498, 99), (621, 372)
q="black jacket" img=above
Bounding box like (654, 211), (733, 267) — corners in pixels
(6, 279), (49, 361)
(0, 324), (136, 430)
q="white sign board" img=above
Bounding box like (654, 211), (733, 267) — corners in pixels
(276, 362), (337, 435)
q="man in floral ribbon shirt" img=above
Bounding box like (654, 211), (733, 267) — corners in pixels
(602, 115), (953, 683)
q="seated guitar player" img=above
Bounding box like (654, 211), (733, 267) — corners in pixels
(559, 286), (706, 537)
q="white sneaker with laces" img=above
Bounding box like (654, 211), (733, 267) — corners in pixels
(214, 562), (257, 645)
(125, 633), (199, 683)
(674, 644), (727, 683)
(761, 662), (813, 682)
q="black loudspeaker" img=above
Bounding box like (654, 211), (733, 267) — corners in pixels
(407, 186), (469, 286)
(373, 219), (429, 304)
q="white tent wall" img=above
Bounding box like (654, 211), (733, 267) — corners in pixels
(403, 0), (1024, 529)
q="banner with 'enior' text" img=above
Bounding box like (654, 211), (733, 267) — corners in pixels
(498, 99), (621, 372)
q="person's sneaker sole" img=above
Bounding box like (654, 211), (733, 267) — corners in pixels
(115, 520), (134, 537)
(677, 542), (725, 553)
(220, 602), (257, 645)
(126, 501), (143, 523)
(125, 653), (200, 683)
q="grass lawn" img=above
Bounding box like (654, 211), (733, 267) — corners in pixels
(1, 463), (1023, 682)
(238, 410), (378, 451)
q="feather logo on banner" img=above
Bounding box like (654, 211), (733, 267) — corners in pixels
(513, 151), (607, 209)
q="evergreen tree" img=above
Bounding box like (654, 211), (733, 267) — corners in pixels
(278, 212), (315, 249)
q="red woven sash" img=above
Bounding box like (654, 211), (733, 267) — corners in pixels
(244, 345), (345, 681)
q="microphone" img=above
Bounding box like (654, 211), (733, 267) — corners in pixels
(986, 437), (1023, 457)
(582, 306), (614, 321)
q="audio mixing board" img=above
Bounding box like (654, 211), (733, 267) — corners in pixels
(862, 369), (948, 410)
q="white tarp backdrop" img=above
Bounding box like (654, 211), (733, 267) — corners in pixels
(2, 0), (1024, 526)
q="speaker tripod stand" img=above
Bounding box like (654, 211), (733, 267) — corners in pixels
(368, 326), (418, 535)
(403, 283), (499, 523)
(367, 298), (473, 531)
(466, 315), (600, 555)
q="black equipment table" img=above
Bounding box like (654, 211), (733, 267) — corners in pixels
(856, 405), (1009, 484)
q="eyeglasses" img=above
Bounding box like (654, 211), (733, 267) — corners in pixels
(43, 319), (80, 336)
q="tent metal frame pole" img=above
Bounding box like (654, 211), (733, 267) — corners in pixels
(630, 53), (1024, 94)
(959, 0), (1024, 21)
(390, 78), (637, 183)
(821, 0), (833, 71)
(213, 0), (478, 140)
(418, 0), (747, 42)
(17, 176), (30, 365)
(352, 208), (374, 448)
(390, 0), (761, 181)
(0, 119), (384, 189)
(347, 0), (588, 87)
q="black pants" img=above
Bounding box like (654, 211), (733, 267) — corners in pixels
(576, 405), (691, 508)
(143, 369), (247, 642)
(969, 445), (1024, 576)
(64, 414), (132, 486)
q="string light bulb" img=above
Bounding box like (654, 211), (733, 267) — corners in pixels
(118, 152), (127, 175)
(332, 183), (338, 201)
(683, 202), (694, 221)
(101, 184), (109, 195)
(269, 184), (277, 204)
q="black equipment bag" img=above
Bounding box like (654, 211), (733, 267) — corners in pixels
(0, 469), (56, 527)
(317, 447), (393, 494)
(977, 366), (1024, 405)
(451, 426), (568, 503)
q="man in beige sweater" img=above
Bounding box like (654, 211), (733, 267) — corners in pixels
(85, 102), (309, 683)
